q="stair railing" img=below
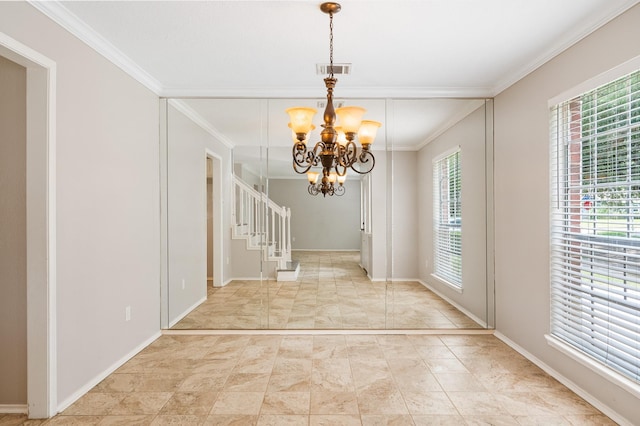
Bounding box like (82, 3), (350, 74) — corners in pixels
(233, 176), (291, 264)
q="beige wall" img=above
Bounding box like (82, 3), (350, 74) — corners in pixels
(0, 55), (27, 406)
(0, 2), (161, 408)
(166, 103), (233, 324)
(494, 4), (640, 424)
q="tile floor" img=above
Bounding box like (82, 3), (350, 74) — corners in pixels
(173, 251), (481, 330)
(2, 333), (615, 425)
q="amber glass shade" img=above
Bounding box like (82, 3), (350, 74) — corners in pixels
(337, 174), (347, 185)
(286, 107), (317, 135)
(307, 171), (320, 184)
(328, 172), (337, 183)
(358, 120), (382, 145)
(335, 106), (366, 134)
(289, 123), (315, 144)
(334, 126), (347, 146)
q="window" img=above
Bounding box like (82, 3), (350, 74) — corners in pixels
(434, 148), (462, 287)
(550, 70), (640, 385)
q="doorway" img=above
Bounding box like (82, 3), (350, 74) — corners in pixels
(206, 157), (214, 286)
(205, 151), (223, 288)
(0, 35), (57, 418)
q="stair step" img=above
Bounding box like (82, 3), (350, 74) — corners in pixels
(277, 260), (300, 282)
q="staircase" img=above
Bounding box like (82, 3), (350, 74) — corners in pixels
(232, 176), (299, 281)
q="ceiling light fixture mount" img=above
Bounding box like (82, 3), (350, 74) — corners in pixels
(286, 2), (381, 197)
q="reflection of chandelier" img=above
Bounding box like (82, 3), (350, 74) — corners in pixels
(286, 2), (381, 197)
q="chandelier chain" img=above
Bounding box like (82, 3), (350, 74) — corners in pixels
(329, 12), (334, 78)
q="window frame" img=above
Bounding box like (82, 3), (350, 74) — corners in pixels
(548, 68), (640, 396)
(432, 146), (463, 290)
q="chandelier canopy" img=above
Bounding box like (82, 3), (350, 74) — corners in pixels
(286, 2), (381, 197)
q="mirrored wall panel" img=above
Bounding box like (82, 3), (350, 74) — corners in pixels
(160, 98), (494, 330)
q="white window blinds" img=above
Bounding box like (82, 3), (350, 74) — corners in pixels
(434, 149), (462, 287)
(550, 70), (640, 384)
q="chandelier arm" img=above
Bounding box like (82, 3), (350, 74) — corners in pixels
(293, 141), (325, 174)
(350, 150), (376, 175)
(338, 141), (358, 168)
(334, 185), (345, 196)
(308, 183), (320, 196)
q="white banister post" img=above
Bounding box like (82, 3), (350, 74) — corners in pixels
(286, 207), (292, 261)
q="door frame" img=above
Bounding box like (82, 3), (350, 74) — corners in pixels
(205, 150), (224, 287)
(0, 33), (57, 418)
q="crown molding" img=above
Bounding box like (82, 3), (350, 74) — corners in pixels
(490, 0), (640, 96)
(167, 99), (235, 149)
(28, 0), (163, 95)
(159, 85), (495, 100)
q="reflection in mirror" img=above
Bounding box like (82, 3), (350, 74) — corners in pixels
(161, 98), (494, 330)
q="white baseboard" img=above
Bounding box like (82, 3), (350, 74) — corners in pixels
(56, 331), (161, 413)
(418, 279), (487, 328)
(494, 331), (632, 426)
(169, 296), (207, 328)
(0, 404), (28, 414)
(291, 249), (360, 252)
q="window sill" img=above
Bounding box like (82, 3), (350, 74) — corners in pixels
(545, 334), (640, 399)
(430, 274), (463, 294)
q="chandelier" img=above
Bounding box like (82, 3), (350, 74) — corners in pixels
(286, 2), (381, 197)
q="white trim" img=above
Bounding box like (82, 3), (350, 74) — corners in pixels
(0, 405), (28, 414)
(548, 54), (640, 106)
(56, 331), (161, 413)
(204, 150), (224, 289)
(160, 85), (495, 99)
(493, 0), (640, 97)
(432, 145), (461, 165)
(168, 99), (234, 149)
(162, 328), (495, 336)
(429, 274), (463, 294)
(418, 279), (486, 328)
(495, 332), (634, 426)
(0, 32), (57, 419)
(545, 334), (640, 400)
(168, 296), (207, 328)
(27, 1), (162, 95)
(291, 248), (360, 252)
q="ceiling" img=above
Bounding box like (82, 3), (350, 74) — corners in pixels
(31, 0), (639, 173)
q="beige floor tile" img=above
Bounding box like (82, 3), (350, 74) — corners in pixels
(412, 415), (468, 425)
(563, 414), (618, 425)
(108, 392), (172, 415)
(202, 414), (258, 425)
(97, 415), (155, 425)
(149, 415), (205, 425)
(62, 393), (126, 416)
(261, 392), (310, 415)
(46, 416), (104, 425)
(462, 415), (519, 425)
(159, 391), (218, 415)
(356, 381), (408, 415)
(210, 392), (264, 415)
(401, 391), (457, 415)
(309, 414), (362, 425)
(309, 391), (359, 415)
(446, 391), (510, 416)
(223, 373), (270, 392)
(178, 373), (228, 392)
(257, 414), (309, 426)
(513, 416), (571, 425)
(433, 372), (486, 392)
(267, 373), (311, 393)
